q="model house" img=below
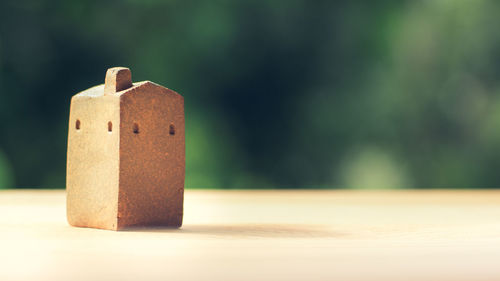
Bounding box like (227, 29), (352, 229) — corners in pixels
(66, 67), (184, 230)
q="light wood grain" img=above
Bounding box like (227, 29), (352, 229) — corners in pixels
(1, 189), (500, 281)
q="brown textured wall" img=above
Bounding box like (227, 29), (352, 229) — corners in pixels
(118, 82), (184, 228)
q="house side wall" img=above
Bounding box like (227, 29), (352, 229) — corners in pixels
(118, 83), (184, 228)
(66, 94), (120, 230)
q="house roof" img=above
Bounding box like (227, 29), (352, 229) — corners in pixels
(74, 81), (182, 100)
(75, 81), (147, 98)
(73, 67), (182, 100)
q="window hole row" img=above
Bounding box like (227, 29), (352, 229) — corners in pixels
(75, 120), (175, 135)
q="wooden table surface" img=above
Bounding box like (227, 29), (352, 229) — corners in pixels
(1, 189), (500, 281)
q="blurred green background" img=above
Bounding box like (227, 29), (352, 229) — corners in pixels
(1, 0), (500, 189)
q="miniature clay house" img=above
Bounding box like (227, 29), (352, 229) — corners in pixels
(66, 67), (184, 230)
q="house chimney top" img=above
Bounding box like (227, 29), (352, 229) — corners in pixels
(104, 67), (133, 95)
